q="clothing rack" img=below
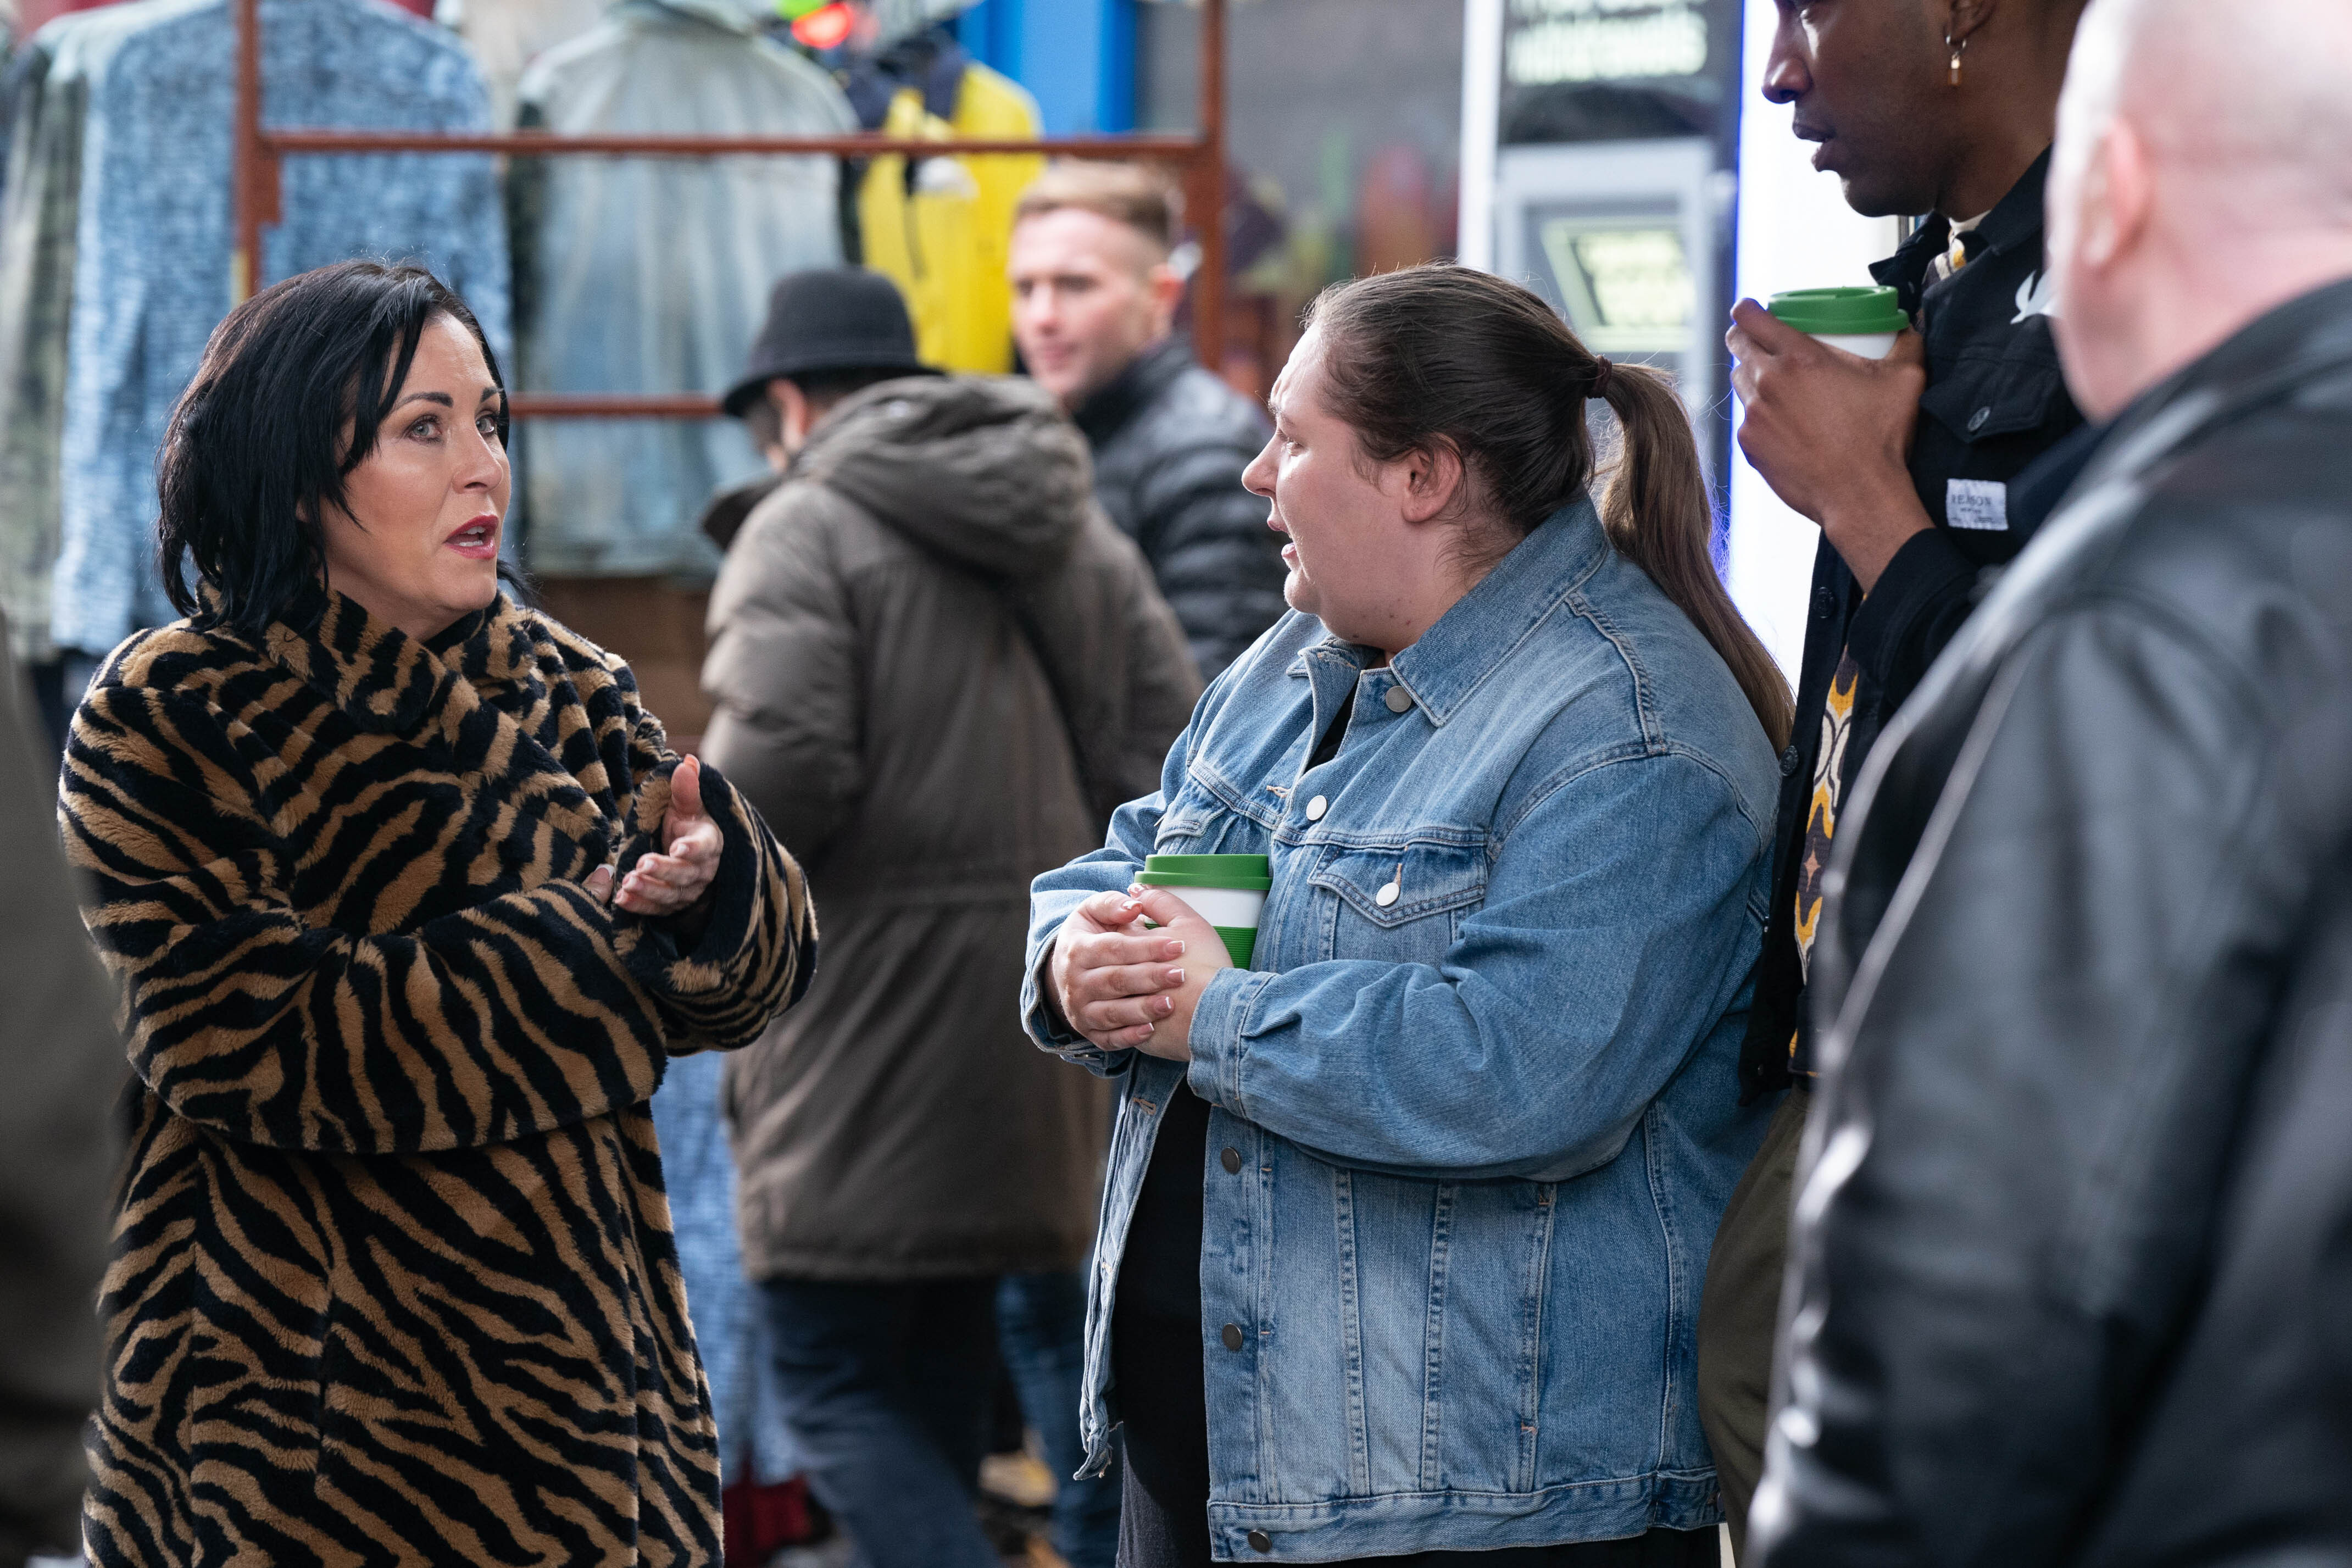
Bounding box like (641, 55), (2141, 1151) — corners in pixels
(229, 0), (1231, 419)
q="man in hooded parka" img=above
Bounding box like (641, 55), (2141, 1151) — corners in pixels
(700, 267), (1200, 1567)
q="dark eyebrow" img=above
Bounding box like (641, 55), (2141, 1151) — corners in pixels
(390, 387), (502, 415)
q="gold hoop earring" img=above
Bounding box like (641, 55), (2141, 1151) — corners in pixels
(1947, 33), (1967, 87)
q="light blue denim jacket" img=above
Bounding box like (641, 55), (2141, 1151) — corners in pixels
(1022, 499), (1780, 1560)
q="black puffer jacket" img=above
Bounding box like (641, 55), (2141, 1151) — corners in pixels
(1754, 278), (2352, 1566)
(1074, 336), (1286, 679)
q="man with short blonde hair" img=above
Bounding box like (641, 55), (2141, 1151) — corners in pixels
(1011, 160), (1283, 679)
(1014, 159), (1181, 253)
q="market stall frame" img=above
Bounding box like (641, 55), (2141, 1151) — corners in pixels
(226, 0), (1231, 416)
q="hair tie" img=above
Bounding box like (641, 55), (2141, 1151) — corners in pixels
(1589, 357), (1617, 399)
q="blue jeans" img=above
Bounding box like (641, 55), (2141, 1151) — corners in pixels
(999, 1271), (1122, 1568)
(761, 1277), (1002, 1568)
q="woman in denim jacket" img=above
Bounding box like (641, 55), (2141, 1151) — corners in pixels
(1022, 265), (1792, 1566)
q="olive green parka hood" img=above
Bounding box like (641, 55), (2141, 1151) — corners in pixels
(793, 374), (1094, 581)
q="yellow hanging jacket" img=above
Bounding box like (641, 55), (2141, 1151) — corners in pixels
(856, 63), (1041, 374)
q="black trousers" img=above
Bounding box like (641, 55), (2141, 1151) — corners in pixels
(1113, 1302), (1719, 1568)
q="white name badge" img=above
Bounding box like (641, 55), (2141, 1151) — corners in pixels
(1947, 478), (2010, 531)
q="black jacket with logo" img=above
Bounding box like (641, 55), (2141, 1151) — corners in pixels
(1737, 150), (2086, 1100)
(1754, 273), (2352, 1568)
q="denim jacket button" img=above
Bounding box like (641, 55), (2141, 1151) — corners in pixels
(1247, 1531), (1274, 1553)
(1221, 1323), (1244, 1352)
(1375, 881), (1400, 908)
(1384, 685), (1414, 714)
(1305, 795), (1328, 821)
(1778, 743), (1801, 777)
(1220, 1146), (1243, 1174)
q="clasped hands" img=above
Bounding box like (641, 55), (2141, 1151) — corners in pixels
(1727, 298), (1933, 593)
(585, 753), (722, 924)
(1047, 886), (1235, 1062)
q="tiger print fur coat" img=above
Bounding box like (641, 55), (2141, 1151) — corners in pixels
(59, 586), (815, 1566)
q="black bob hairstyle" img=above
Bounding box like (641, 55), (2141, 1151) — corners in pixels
(156, 259), (510, 639)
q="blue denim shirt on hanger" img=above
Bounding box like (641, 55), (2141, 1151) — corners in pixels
(1024, 497), (1781, 1560)
(509, 1), (854, 580)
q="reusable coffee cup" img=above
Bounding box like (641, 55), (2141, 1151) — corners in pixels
(1766, 286), (1910, 359)
(1136, 853), (1272, 969)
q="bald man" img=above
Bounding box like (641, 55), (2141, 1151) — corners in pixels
(1750, 2), (2352, 1563)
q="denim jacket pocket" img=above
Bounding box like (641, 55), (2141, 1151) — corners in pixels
(1310, 839), (1490, 965)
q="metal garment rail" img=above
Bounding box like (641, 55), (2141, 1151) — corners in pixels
(230, 0), (1230, 418)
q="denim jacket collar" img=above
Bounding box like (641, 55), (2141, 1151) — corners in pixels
(1284, 496), (1608, 726)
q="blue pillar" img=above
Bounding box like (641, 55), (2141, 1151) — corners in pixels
(958, 0), (1136, 134)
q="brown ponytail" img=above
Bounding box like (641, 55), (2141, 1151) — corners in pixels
(1306, 264), (1792, 751)
(1591, 360), (1793, 750)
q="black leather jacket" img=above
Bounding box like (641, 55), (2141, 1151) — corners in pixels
(1073, 337), (1287, 680)
(1754, 277), (2352, 1566)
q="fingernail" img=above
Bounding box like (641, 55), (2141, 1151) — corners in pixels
(1166, 968), (1187, 985)
(1168, 941), (1185, 955)
(1155, 996), (1175, 1015)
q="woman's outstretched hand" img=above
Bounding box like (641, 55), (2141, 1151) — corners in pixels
(586, 755), (722, 922)
(1047, 885), (1232, 1061)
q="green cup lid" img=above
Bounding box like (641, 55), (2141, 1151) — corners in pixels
(1767, 286), (1909, 337)
(1137, 853), (1272, 891)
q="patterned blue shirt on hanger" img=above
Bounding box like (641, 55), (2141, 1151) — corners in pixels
(52, 0), (508, 658)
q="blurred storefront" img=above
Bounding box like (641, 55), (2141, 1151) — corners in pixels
(1461, 0), (1743, 482)
(1137, 0), (1465, 400)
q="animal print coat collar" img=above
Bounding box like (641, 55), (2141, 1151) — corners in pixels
(256, 582), (632, 853)
(259, 583), (557, 733)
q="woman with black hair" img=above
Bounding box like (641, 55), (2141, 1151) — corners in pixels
(60, 260), (815, 1566)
